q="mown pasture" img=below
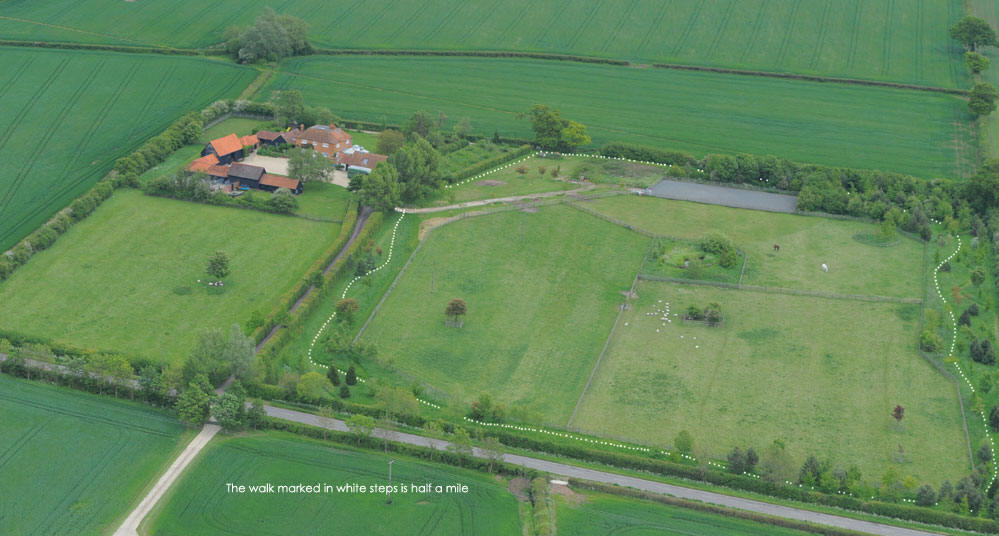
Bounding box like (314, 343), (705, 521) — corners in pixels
(554, 488), (813, 536)
(0, 190), (339, 364)
(583, 195), (925, 298)
(0, 0), (965, 87)
(571, 280), (968, 485)
(0, 46), (254, 251)
(357, 205), (649, 423)
(145, 432), (522, 535)
(0, 375), (187, 535)
(263, 56), (970, 178)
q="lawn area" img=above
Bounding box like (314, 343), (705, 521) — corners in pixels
(572, 280), (968, 485)
(0, 190), (340, 364)
(436, 156), (580, 205)
(583, 195), (925, 298)
(0, 375), (187, 535)
(554, 488), (812, 536)
(0, 0), (966, 87)
(264, 56), (970, 178)
(293, 181), (354, 221)
(358, 205), (649, 423)
(144, 432), (522, 535)
(346, 128), (378, 150)
(0, 46), (254, 250)
(137, 144), (204, 185)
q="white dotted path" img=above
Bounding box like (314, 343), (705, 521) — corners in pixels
(933, 236), (996, 489)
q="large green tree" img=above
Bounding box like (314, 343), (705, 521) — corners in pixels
(527, 104), (591, 151)
(388, 135), (442, 202)
(206, 250), (230, 280)
(288, 148), (335, 182)
(176, 374), (214, 427)
(359, 163), (402, 212)
(950, 16), (999, 52)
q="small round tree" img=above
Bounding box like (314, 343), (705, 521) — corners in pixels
(207, 250), (230, 280)
(445, 298), (467, 328)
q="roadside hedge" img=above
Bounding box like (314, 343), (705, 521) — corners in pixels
(569, 480), (868, 536)
(314, 48), (629, 66)
(255, 210), (385, 375)
(0, 39), (199, 56)
(249, 205), (359, 345)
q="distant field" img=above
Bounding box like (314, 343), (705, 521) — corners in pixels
(0, 46), (254, 251)
(0, 375), (186, 535)
(554, 488), (812, 536)
(0, 190), (339, 363)
(0, 0), (966, 87)
(572, 280), (968, 485)
(264, 56), (970, 178)
(358, 206), (648, 423)
(146, 432), (522, 535)
(583, 195), (925, 298)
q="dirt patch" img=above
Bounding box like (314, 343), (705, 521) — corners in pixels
(549, 482), (585, 506)
(520, 206), (538, 213)
(418, 210), (489, 240)
(620, 290), (638, 299)
(479, 180), (507, 187)
(508, 477), (531, 501)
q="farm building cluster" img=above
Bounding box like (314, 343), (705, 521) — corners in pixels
(186, 123), (387, 195)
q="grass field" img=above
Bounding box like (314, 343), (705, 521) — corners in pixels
(145, 432), (522, 535)
(0, 190), (339, 363)
(292, 181), (354, 221)
(0, 0), (966, 87)
(264, 56), (970, 178)
(358, 206), (649, 423)
(583, 195), (925, 298)
(572, 280), (968, 484)
(554, 488), (812, 536)
(0, 375), (187, 535)
(0, 46), (254, 251)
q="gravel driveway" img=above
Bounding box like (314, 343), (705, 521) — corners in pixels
(647, 179), (798, 213)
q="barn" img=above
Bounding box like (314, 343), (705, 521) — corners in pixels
(202, 133), (244, 164)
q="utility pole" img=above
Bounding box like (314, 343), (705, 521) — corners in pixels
(387, 459), (395, 505)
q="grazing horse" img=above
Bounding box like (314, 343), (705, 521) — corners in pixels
(773, 244), (780, 252)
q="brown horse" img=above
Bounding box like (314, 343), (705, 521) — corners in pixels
(773, 244), (780, 252)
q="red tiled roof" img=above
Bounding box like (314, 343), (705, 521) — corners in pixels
(209, 133), (243, 156)
(260, 174), (300, 190)
(256, 130), (282, 141)
(187, 153), (219, 173)
(295, 124), (353, 149)
(240, 134), (258, 147)
(207, 165), (229, 178)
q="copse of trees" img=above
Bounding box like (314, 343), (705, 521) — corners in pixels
(527, 104), (591, 151)
(272, 89), (337, 129)
(354, 134), (444, 211)
(288, 146), (336, 182)
(224, 8), (312, 63)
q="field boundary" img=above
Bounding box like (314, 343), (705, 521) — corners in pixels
(567, 240), (654, 427)
(636, 274), (922, 305)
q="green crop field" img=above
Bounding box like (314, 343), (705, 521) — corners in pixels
(554, 488), (812, 536)
(0, 0), (966, 87)
(571, 280), (968, 484)
(0, 46), (254, 251)
(0, 190), (339, 364)
(0, 375), (186, 535)
(583, 195), (925, 298)
(263, 56), (970, 179)
(358, 206), (649, 423)
(145, 432), (522, 535)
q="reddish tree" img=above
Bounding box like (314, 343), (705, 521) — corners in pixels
(892, 405), (905, 425)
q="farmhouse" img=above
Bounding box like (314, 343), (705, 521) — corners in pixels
(288, 123), (353, 156)
(201, 133), (245, 164)
(340, 150), (388, 173)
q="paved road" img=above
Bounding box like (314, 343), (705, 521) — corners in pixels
(647, 179), (798, 213)
(113, 424), (221, 536)
(262, 405), (942, 536)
